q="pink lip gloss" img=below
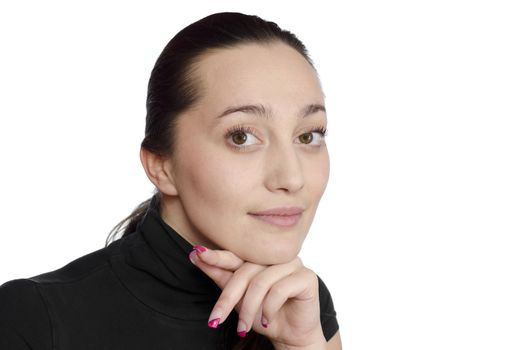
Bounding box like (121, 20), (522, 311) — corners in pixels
(249, 213), (302, 228)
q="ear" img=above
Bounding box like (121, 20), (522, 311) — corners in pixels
(139, 147), (179, 196)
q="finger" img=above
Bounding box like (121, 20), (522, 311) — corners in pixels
(261, 268), (319, 327)
(237, 258), (303, 335)
(188, 249), (233, 289)
(207, 262), (265, 328)
(193, 245), (245, 271)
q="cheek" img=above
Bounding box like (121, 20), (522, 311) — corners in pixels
(306, 150), (330, 197)
(177, 155), (279, 261)
(182, 152), (242, 207)
(176, 144), (258, 239)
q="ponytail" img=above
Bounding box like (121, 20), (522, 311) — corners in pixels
(105, 190), (161, 247)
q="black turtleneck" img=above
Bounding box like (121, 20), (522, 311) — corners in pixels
(0, 196), (339, 349)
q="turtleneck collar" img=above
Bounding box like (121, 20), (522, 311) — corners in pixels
(139, 195), (220, 294)
(110, 194), (221, 320)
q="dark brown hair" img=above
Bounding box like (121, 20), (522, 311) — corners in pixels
(105, 12), (316, 349)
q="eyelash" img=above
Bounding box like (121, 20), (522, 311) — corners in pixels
(224, 124), (328, 151)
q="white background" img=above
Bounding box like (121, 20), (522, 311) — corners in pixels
(1, 1), (527, 349)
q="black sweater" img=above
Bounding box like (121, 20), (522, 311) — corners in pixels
(0, 197), (339, 349)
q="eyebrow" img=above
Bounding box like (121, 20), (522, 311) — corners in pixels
(216, 103), (326, 120)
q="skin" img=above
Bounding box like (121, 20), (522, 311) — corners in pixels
(189, 248), (342, 349)
(140, 41), (341, 349)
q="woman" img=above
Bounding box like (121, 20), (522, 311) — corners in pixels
(0, 12), (341, 349)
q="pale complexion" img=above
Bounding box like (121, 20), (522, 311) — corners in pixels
(141, 42), (341, 348)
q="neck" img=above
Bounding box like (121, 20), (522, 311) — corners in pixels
(159, 194), (221, 250)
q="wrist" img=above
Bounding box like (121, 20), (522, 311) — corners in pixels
(272, 340), (326, 350)
(272, 328), (327, 350)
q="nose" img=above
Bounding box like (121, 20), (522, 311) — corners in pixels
(264, 143), (305, 193)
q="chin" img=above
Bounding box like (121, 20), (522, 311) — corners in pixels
(240, 243), (301, 266)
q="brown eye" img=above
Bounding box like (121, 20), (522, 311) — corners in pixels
(232, 131), (247, 145)
(299, 133), (313, 144)
(225, 126), (258, 150)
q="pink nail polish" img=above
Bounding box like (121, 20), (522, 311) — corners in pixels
(237, 320), (247, 337)
(261, 316), (269, 328)
(188, 250), (198, 263)
(193, 245), (207, 253)
(208, 318), (220, 329)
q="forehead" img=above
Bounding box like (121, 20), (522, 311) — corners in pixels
(192, 42), (324, 113)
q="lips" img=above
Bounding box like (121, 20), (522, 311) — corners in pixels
(249, 207), (304, 216)
(248, 207), (304, 228)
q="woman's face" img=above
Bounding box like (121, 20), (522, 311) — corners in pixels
(162, 42), (329, 265)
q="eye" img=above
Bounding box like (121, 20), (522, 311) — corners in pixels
(297, 126), (328, 146)
(225, 125), (259, 150)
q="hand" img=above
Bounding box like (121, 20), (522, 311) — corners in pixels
(188, 246), (327, 349)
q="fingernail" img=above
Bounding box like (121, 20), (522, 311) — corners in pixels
(237, 320), (247, 337)
(208, 308), (222, 329)
(188, 249), (198, 264)
(193, 245), (207, 253)
(208, 318), (220, 329)
(261, 316), (269, 328)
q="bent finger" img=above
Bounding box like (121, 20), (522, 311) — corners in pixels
(261, 269), (319, 327)
(208, 262), (265, 328)
(188, 249), (233, 289)
(237, 258), (303, 335)
(193, 245), (245, 271)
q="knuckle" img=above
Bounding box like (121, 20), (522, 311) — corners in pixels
(295, 256), (303, 266)
(241, 262), (263, 275)
(302, 267), (317, 280)
(248, 276), (268, 293)
(305, 269), (319, 287)
(269, 284), (286, 299)
(232, 269), (251, 286)
(303, 267), (316, 277)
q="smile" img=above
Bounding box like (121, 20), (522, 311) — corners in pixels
(248, 213), (302, 228)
